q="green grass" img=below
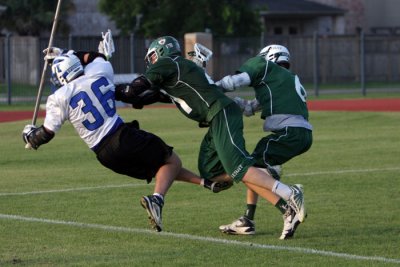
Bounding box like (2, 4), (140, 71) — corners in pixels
(0, 108), (399, 266)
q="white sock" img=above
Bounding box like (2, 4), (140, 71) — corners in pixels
(200, 179), (205, 186)
(272, 181), (292, 200)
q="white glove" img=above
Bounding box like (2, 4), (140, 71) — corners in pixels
(43, 47), (66, 62)
(216, 76), (236, 92)
(249, 98), (261, 113)
(98, 29), (115, 60)
(233, 97), (247, 111)
(233, 97), (254, 117)
(22, 124), (37, 149)
(243, 103), (254, 117)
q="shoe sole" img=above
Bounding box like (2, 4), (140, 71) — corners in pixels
(140, 197), (162, 232)
(280, 213), (307, 240)
(219, 226), (255, 235)
(220, 228), (256, 235)
(280, 220), (301, 240)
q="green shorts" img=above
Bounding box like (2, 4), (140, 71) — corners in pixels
(198, 103), (256, 182)
(252, 127), (312, 167)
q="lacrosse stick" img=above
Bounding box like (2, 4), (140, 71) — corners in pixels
(98, 29), (115, 60)
(26, 0), (62, 149)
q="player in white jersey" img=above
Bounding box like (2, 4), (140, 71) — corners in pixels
(22, 48), (229, 232)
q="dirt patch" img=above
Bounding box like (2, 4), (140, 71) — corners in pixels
(1, 98), (399, 123)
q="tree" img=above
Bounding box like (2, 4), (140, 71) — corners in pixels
(98, 0), (262, 38)
(0, 0), (72, 36)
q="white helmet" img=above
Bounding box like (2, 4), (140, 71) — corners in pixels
(188, 43), (213, 68)
(259, 44), (290, 69)
(51, 54), (84, 87)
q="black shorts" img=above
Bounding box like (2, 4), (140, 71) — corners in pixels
(94, 123), (173, 183)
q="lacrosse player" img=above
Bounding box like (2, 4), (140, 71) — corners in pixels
(216, 45), (313, 239)
(21, 35), (227, 233)
(116, 36), (307, 238)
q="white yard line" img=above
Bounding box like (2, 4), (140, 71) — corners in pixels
(285, 167), (400, 177)
(1, 167), (399, 197)
(0, 213), (399, 264)
(0, 183), (148, 196)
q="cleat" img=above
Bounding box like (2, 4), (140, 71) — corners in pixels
(140, 195), (163, 232)
(279, 206), (301, 240)
(219, 216), (255, 235)
(203, 179), (233, 193)
(210, 181), (234, 193)
(288, 184), (306, 222)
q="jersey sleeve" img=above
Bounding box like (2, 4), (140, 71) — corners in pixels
(145, 57), (178, 87)
(238, 56), (267, 87)
(43, 89), (69, 133)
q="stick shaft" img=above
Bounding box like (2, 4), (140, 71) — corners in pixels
(31, 0), (63, 125)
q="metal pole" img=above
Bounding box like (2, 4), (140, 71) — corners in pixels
(31, 0), (62, 126)
(360, 29), (366, 96)
(5, 33), (11, 105)
(313, 31), (319, 97)
(130, 33), (135, 73)
(68, 33), (72, 50)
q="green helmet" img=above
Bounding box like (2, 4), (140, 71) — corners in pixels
(145, 36), (181, 66)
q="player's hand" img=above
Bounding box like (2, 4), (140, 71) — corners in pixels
(243, 103), (255, 117)
(215, 76), (236, 92)
(233, 97), (247, 111)
(22, 124), (38, 150)
(43, 47), (67, 63)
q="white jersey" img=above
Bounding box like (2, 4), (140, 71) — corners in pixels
(44, 58), (123, 149)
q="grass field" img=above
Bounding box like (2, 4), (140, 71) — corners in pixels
(0, 107), (399, 266)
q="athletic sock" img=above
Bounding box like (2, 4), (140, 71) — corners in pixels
(202, 179), (213, 190)
(275, 198), (289, 214)
(272, 181), (292, 200)
(244, 204), (257, 220)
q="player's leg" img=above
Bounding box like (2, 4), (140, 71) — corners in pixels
(141, 151), (181, 232)
(175, 167), (233, 193)
(210, 105), (306, 223)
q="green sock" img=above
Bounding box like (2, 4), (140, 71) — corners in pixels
(244, 204), (257, 220)
(275, 198), (288, 214)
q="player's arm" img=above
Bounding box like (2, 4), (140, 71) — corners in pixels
(43, 48), (106, 66)
(115, 75), (171, 109)
(215, 72), (251, 92)
(22, 125), (54, 150)
(74, 51), (106, 66)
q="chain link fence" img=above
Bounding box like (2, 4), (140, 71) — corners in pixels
(1, 32), (400, 105)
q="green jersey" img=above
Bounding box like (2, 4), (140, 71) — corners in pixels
(239, 56), (309, 120)
(146, 56), (232, 125)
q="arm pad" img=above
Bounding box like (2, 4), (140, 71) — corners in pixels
(23, 125), (54, 150)
(216, 72), (251, 92)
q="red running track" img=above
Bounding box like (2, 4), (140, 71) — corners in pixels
(1, 98), (400, 123)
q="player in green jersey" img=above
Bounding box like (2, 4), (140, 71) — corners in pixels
(217, 45), (313, 239)
(117, 37), (307, 237)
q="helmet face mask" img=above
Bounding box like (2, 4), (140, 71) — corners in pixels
(145, 36), (181, 66)
(259, 44), (290, 69)
(51, 54), (84, 87)
(188, 43), (213, 68)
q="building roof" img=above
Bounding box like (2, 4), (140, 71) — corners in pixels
(252, 0), (345, 18)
